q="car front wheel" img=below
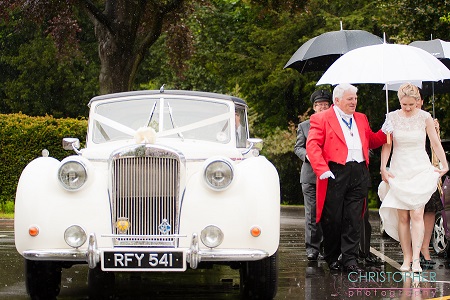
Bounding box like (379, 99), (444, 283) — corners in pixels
(432, 212), (450, 256)
(240, 250), (278, 299)
(25, 259), (62, 299)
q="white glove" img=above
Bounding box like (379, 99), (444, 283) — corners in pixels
(381, 116), (393, 134)
(319, 171), (335, 180)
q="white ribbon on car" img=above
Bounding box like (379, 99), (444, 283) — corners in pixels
(92, 111), (232, 139)
(92, 113), (136, 136)
(156, 112), (232, 137)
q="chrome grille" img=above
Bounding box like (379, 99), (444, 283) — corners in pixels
(110, 145), (180, 247)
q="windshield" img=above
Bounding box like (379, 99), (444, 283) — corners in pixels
(91, 97), (233, 144)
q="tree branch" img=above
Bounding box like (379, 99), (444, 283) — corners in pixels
(159, 0), (184, 14)
(78, 0), (114, 33)
(138, 0), (184, 53)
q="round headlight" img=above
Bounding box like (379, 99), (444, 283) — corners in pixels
(58, 160), (87, 191)
(64, 225), (87, 248)
(204, 159), (234, 190)
(200, 225), (224, 248)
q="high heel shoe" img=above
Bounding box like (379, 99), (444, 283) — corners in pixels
(400, 264), (411, 272)
(412, 266), (422, 273)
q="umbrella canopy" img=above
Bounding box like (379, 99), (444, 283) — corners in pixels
(284, 30), (383, 73)
(383, 80), (450, 96)
(317, 43), (450, 87)
(316, 43), (450, 120)
(409, 39), (450, 68)
(383, 81), (423, 91)
(409, 39), (450, 117)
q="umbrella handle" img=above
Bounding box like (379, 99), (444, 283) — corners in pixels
(385, 87), (390, 144)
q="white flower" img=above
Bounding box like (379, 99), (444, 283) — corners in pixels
(134, 127), (156, 144)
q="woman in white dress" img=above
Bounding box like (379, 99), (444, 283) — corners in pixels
(378, 83), (448, 273)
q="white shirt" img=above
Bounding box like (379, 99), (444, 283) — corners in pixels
(333, 106), (365, 163)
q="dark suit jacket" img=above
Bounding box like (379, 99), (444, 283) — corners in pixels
(294, 120), (316, 184)
(306, 106), (386, 222)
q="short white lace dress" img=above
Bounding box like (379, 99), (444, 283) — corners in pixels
(378, 109), (440, 241)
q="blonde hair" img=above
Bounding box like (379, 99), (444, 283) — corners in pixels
(397, 83), (421, 100)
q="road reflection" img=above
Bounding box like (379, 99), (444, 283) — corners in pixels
(1, 208), (450, 299)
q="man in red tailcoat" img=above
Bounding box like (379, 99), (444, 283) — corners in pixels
(306, 83), (391, 272)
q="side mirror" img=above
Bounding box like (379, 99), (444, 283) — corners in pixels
(241, 138), (263, 156)
(62, 138), (80, 152)
(247, 138), (263, 151)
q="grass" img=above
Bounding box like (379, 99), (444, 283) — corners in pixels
(0, 213), (14, 219)
(0, 200), (14, 218)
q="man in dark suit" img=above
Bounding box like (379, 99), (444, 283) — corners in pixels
(294, 89), (332, 261)
(306, 83), (391, 272)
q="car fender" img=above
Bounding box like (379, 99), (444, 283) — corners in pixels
(15, 156), (112, 254)
(179, 156), (280, 255)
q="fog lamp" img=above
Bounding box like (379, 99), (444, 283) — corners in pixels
(200, 225), (224, 248)
(64, 225), (87, 248)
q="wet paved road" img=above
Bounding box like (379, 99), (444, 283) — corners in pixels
(1, 207), (450, 299)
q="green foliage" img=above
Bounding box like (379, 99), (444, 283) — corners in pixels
(441, 12), (450, 23)
(2, 36), (98, 118)
(0, 113), (87, 204)
(368, 189), (380, 209)
(0, 8), (99, 118)
(261, 122), (302, 204)
(3, 0), (450, 205)
(267, 152), (303, 204)
(126, 0), (450, 204)
(377, 0), (450, 43)
(1, 201), (14, 214)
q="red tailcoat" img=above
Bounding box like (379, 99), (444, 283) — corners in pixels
(306, 107), (386, 222)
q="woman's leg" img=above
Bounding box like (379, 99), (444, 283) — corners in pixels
(398, 209), (412, 269)
(421, 211), (435, 260)
(410, 207), (425, 271)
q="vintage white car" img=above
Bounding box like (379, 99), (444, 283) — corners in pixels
(14, 89), (280, 299)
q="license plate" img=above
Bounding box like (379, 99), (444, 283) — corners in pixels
(102, 250), (186, 271)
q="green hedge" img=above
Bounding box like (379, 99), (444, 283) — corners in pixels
(0, 113), (87, 204)
(260, 123), (302, 205)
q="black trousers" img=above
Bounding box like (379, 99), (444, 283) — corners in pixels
(359, 200), (372, 258)
(321, 161), (369, 267)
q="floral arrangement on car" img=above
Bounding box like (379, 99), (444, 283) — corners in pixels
(134, 126), (157, 144)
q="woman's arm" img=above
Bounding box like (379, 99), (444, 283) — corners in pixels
(426, 117), (449, 177)
(380, 142), (393, 183)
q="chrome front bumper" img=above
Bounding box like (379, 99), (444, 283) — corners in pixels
(22, 233), (269, 269)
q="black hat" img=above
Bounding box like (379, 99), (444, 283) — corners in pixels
(310, 89), (332, 105)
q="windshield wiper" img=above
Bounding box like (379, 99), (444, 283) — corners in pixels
(146, 101), (157, 127)
(167, 102), (184, 141)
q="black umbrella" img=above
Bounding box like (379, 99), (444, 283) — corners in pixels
(284, 29), (383, 73)
(421, 80), (450, 97)
(409, 39), (450, 68)
(409, 39), (450, 117)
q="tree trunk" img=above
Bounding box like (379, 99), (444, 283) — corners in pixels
(87, 0), (184, 95)
(95, 21), (135, 94)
